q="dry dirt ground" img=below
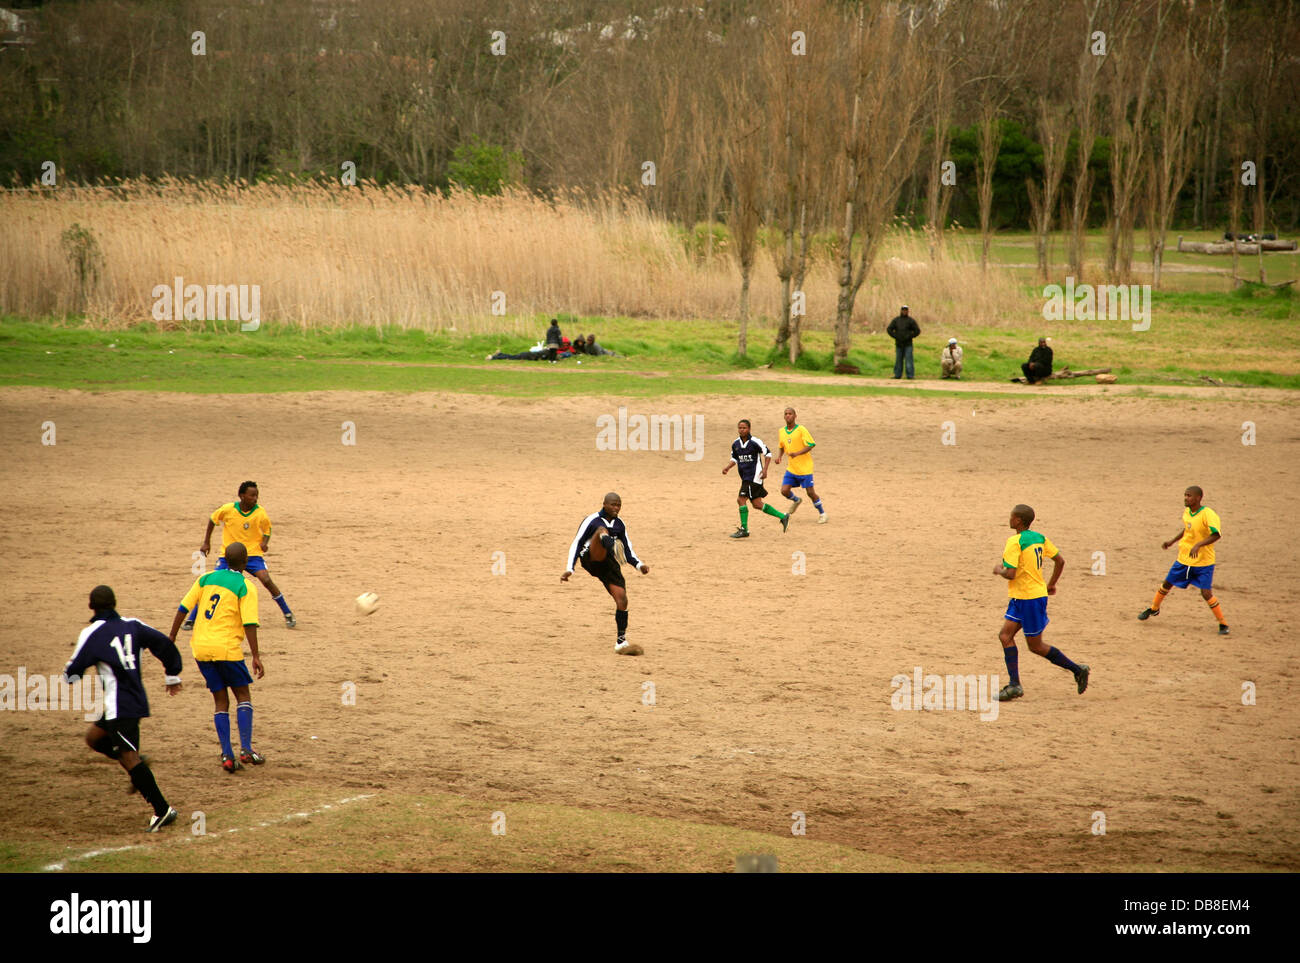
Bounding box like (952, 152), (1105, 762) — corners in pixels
(2, 386), (1297, 871)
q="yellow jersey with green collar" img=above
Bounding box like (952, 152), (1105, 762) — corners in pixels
(779, 424), (816, 475)
(1177, 506), (1221, 566)
(212, 502), (271, 557)
(180, 568), (259, 661)
(1002, 530), (1059, 599)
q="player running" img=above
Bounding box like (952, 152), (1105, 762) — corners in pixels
(1138, 485), (1228, 634)
(184, 481), (295, 630)
(722, 419), (790, 538)
(992, 504), (1090, 702)
(170, 542), (266, 773)
(65, 585), (184, 832)
(561, 492), (649, 656)
(774, 407), (826, 524)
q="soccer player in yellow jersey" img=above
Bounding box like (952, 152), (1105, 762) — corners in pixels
(170, 543), (266, 773)
(183, 481), (295, 630)
(993, 504), (1090, 702)
(1138, 486), (1228, 634)
(774, 407), (827, 524)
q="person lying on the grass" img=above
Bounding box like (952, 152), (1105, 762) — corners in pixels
(584, 334), (618, 357)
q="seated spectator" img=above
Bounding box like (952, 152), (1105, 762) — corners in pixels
(941, 338), (963, 379)
(572, 335), (587, 354)
(584, 333), (618, 357)
(1020, 336), (1053, 384)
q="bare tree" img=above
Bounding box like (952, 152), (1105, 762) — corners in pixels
(1143, 11), (1206, 289)
(1103, 1), (1164, 282)
(1026, 96), (1073, 281)
(832, 6), (931, 367)
(1067, 0), (1109, 280)
(723, 74), (766, 358)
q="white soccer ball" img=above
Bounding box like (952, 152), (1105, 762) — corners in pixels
(355, 592), (380, 616)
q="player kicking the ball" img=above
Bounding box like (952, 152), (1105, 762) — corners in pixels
(774, 407), (827, 524)
(561, 492), (649, 655)
(992, 504), (1089, 702)
(1137, 485), (1228, 635)
(722, 419), (790, 538)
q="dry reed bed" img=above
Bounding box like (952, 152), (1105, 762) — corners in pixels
(0, 180), (1032, 331)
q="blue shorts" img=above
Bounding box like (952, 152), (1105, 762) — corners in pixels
(782, 472), (814, 489)
(216, 555), (266, 573)
(197, 659), (254, 692)
(1004, 597), (1050, 637)
(1165, 562), (1214, 590)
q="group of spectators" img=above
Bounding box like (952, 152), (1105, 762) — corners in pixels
(487, 319), (617, 362)
(885, 305), (1054, 384)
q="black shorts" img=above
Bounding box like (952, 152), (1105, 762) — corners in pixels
(580, 552), (626, 589)
(738, 480), (768, 500)
(94, 716), (142, 753)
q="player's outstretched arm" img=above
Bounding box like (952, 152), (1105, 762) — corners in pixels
(200, 518), (216, 554)
(993, 562), (1016, 579)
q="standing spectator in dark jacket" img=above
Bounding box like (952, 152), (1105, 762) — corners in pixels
(545, 319), (563, 347)
(1021, 337), (1054, 384)
(886, 305), (921, 379)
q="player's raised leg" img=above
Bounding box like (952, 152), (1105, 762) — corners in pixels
(1024, 631), (1089, 695)
(751, 496), (790, 533)
(254, 566), (296, 629)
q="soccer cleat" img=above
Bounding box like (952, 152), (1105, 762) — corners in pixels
(1074, 664), (1090, 695)
(1137, 608), (1159, 620)
(147, 806), (178, 833)
(182, 619), (194, 631)
(1218, 624), (1230, 635)
(997, 683), (1024, 702)
(729, 528), (750, 539)
(614, 637), (644, 656)
(240, 748), (265, 765)
(221, 754), (244, 774)
(285, 613), (297, 629)
(787, 496), (802, 515)
(817, 513), (828, 525)
(781, 514), (790, 533)
(611, 538), (628, 565)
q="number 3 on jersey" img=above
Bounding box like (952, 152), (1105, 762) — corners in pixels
(204, 593), (221, 619)
(110, 634), (137, 670)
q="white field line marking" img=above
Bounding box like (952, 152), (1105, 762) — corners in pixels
(42, 793), (376, 871)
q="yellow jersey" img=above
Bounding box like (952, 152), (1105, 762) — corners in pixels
(1002, 531), (1059, 599)
(1177, 506), (1222, 566)
(180, 569), (259, 661)
(779, 424), (816, 475)
(212, 502), (271, 557)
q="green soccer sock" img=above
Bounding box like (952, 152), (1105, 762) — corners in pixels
(739, 506), (749, 529)
(761, 504), (787, 521)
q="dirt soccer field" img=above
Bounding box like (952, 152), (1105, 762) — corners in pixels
(2, 385), (1297, 872)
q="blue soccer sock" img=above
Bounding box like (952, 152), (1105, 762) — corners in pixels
(813, 499), (824, 514)
(1045, 646), (1081, 673)
(214, 712), (233, 757)
(236, 701), (253, 750)
(273, 594), (292, 615)
(1002, 646), (1020, 686)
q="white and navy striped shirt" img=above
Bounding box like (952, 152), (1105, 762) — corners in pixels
(566, 511), (642, 573)
(729, 436), (771, 483)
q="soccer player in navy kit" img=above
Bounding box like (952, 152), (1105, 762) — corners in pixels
(722, 419), (790, 538)
(561, 492), (649, 656)
(65, 585), (184, 832)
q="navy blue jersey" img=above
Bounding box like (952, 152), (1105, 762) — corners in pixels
(64, 611), (183, 721)
(566, 511), (642, 573)
(730, 436), (772, 484)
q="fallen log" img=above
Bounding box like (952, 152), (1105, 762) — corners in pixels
(1047, 367), (1112, 380)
